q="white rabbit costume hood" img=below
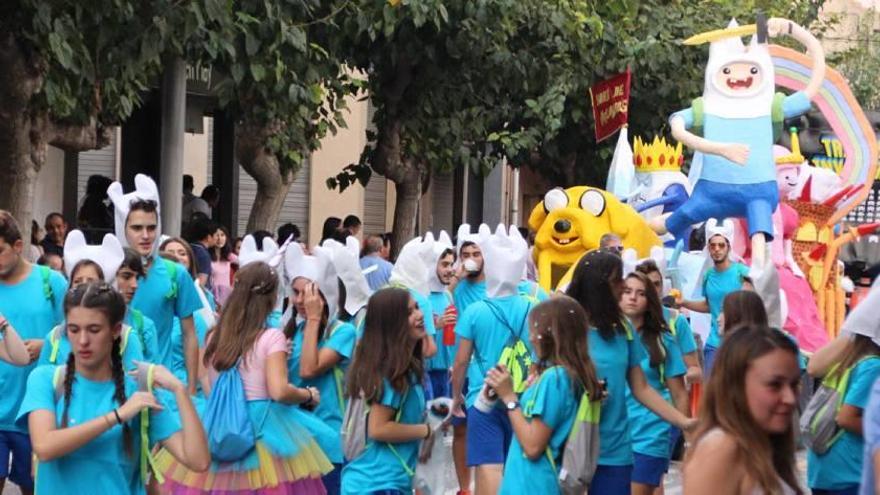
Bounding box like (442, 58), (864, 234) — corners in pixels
(483, 224), (529, 298)
(284, 243), (339, 320)
(64, 230), (125, 282)
(107, 174), (162, 256)
(321, 236), (371, 317)
(428, 231), (454, 293)
(389, 233), (436, 297)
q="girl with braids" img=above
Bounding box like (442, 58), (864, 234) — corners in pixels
(16, 282), (209, 494)
(156, 261), (333, 494)
(684, 325), (802, 495)
(484, 296), (603, 495)
(619, 272), (689, 494)
(341, 288), (429, 495)
(565, 250), (695, 494)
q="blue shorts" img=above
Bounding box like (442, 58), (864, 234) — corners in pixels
(0, 430), (33, 490)
(590, 464), (633, 494)
(811, 488), (858, 495)
(465, 405), (512, 466)
(666, 179), (778, 241)
(632, 452), (669, 487)
(323, 462), (343, 495)
(703, 344), (719, 379)
(428, 369), (450, 399)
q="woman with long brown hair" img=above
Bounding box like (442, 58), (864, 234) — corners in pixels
(484, 295), (603, 494)
(721, 290), (768, 337)
(156, 262), (333, 494)
(341, 287), (429, 495)
(620, 272), (690, 494)
(684, 325), (802, 494)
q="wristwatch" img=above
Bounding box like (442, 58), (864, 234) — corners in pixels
(505, 400), (521, 411)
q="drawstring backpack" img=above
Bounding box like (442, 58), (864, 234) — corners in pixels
(203, 359), (267, 462)
(483, 299), (532, 394)
(341, 386), (415, 475)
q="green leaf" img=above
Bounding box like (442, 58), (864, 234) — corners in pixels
(251, 63), (266, 82)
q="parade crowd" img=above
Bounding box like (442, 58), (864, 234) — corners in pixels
(1, 173), (880, 495)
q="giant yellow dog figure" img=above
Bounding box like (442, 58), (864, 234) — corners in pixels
(528, 186), (661, 291)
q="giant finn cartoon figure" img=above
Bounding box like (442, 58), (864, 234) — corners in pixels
(652, 17), (826, 269)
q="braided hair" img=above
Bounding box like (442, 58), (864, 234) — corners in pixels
(61, 282), (132, 457)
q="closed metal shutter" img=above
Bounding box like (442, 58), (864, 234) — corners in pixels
(77, 133), (117, 205)
(430, 171), (454, 234)
(206, 117), (214, 185)
(237, 161), (311, 242)
(363, 172), (387, 236)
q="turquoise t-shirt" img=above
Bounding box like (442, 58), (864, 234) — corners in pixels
(169, 311), (209, 387)
(127, 309), (159, 363)
(130, 259), (202, 368)
(626, 331), (686, 458)
(663, 307), (697, 355)
(671, 91), (811, 185)
(516, 280), (550, 304)
(456, 295), (534, 408)
(860, 376), (880, 494)
(703, 262), (749, 348)
(588, 325), (646, 466)
(453, 278), (486, 314)
(499, 366), (579, 495)
(427, 290), (456, 371)
(287, 319), (356, 443)
(808, 357), (880, 490)
(0, 265), (67, 432)
(17, 365), (181, 495)
(340, 378), (426, 494)
(38, 323), (145, 371)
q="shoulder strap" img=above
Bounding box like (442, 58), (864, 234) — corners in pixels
(444, 290), (454, 306)
(52, 365), (67, 401)
(691, 97), (705, 137)
(161, 259), (179, 300)
(39, 265), (56, 314)
(621, 318), (635, 341)
(485, 299), (531, 344)
(120, 325), (131, 354)
(48, 325), (64, 364)
(668, 313), (678, 337)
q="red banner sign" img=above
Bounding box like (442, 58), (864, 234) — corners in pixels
(589, 70), (631, 142)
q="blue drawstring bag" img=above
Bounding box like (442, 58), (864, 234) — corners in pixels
(203, 364), (255, 462)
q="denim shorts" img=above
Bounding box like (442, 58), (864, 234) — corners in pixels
(465, 405), (512, 466)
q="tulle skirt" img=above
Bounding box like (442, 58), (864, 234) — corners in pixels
(156, 400), (333, 494)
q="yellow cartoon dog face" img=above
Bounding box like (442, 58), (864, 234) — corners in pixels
(528, 186), (661, 290)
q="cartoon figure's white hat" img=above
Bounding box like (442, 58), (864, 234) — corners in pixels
(705, 218), (735, 246)
(621, 245), (666, 278)
(63, 230), (125, 282)
(238, 235), (280, 268)
(842, 284), (880, 347)
(321, 236), (371, 316)
(284, 242), (339, 319)
(455, 223), (491, 254)
(428, 231), (454, 293)
(107, 174), (161, 256)
(390, 233), (436, 297)
(483, 224), (529, 298)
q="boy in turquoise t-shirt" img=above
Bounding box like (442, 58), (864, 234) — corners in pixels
(0, 211), (67, 493)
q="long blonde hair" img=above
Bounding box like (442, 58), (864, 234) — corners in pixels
(203, 262), (278, 370)
(687, 325), (802, 494)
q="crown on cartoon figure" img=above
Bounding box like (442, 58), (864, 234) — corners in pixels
(633, 136), (684, 172)
(776, 127), (805, 165)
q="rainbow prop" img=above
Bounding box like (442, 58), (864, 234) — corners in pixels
(770, 45), (879, 225)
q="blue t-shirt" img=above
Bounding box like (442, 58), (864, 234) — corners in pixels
(671, 91), (811, 185)
(453, 278), (487, 314)
(589, 325), (646, 465)
(500, 367), (579, 495)
(287, 319), (356, 445)
(127, 309), (159, 363)
(169, 312), (209, 387)
(808, 357), (880, 490)
(0, 265), (67, 432)
(17, 365), (181, 495)
(190, 243), (213, 289)
(359, 255), (393, 292)
(663, 307), (697, 355)
(626, 331), (686, 458)
(860, 376), (880, 495)
(340, 378), (426, 494)
(516, 280), (550, 304)
(427, 290), (456, 371)
(38, 322), (145, 371)
(456, 295), (534, 407)
(703, 262), (749, 348)
(131, 258), (202, 368)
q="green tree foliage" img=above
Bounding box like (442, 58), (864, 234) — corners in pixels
(827, 9), (880, 111)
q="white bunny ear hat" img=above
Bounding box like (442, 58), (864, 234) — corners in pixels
(322, 236), (372, 316)
(284, 242), (339, 319)
(483, 224), (528, 298)
(106, 174), (161, 255)
(705, 217), (735, 247)
(428, 230), (454, 293)
(64, 230), (125, 282)
(390, 233), (436, 297)
(238, 235), (280, 268)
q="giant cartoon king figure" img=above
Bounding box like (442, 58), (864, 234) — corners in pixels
(651, 16), (826, 270)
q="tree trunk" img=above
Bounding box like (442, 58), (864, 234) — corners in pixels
(390, 166), (423, 260)
(235, 121), (296, 234)
(0, 32), (108, 246)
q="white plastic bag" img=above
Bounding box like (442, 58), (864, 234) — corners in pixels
(414, 398), (458, 495)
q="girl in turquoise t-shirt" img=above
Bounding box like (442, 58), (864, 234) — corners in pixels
(285, 271), (357, 494)
(17, 282), (209, 495)
(341, 288), (430, 495)
(115, 248), (159, 362)
(485, 296), (603, 495)
(565, 250), (696, 494)
(620, 272), (689, 494)
(806, 332), (880, 493)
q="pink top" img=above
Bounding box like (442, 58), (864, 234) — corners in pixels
(211, 257), (236, 307)
(208, 328), (288, 400)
